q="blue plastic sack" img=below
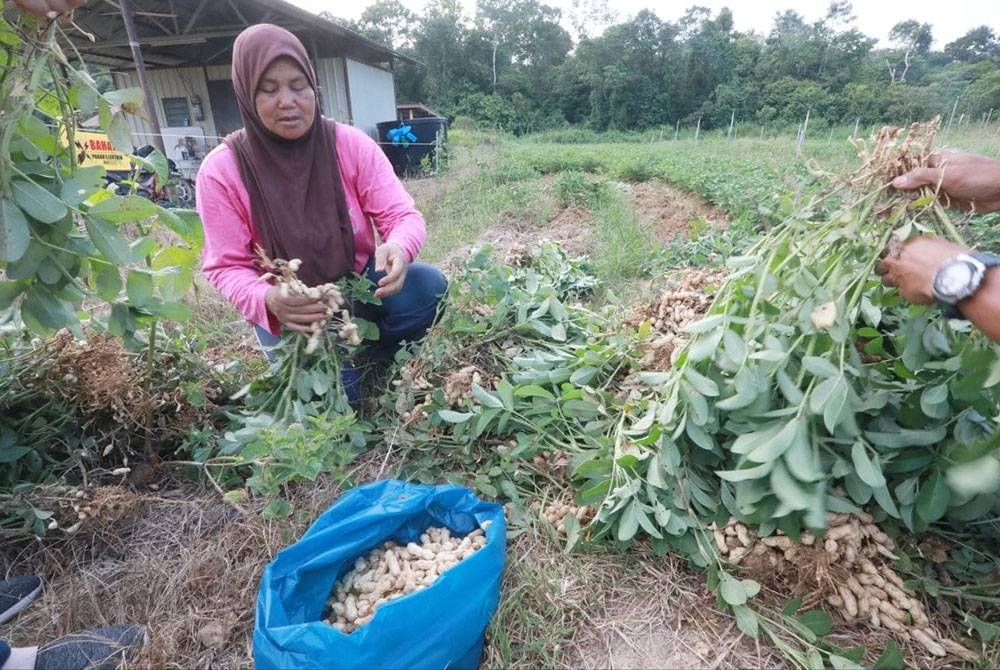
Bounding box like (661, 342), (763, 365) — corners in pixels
(253, 480), (506, 670)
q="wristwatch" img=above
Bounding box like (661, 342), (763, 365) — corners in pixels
(931, 251), (1000, 317)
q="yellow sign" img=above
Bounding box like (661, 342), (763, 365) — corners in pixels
(67, 129), (132, 171)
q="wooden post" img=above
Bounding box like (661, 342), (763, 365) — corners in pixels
(694, 116), (701, 143)
(945, 96), (960, 139)
(120, 0), (165, 153)
(797, 107), (811, 155)
(674, 119), (680, 141)
(851, 116), (860, 139)
(727, 110), (735, 139)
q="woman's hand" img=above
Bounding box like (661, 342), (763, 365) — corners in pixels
(893, 150), (1000, 213)
(374, 242), (409, 299)
(875, 236), (969, 304)
(12, 0), (86, 17)
(265, 284), (328, 332)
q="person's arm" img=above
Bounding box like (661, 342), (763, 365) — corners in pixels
(197, 151), (328, 334)
(337, 124), (426, 298)
(893, 150), (1000, 213)
(196, 153), (277, 333)
(11, 0), (84, 17)
(875, 236), (1000, 344)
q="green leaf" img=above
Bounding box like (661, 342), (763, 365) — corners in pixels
(157, 207), (204, 251)
(94, 263), (122, 302)
(683, 367), (719, 397)
(871, 640), (904, 670)
(732, 604), (758, 638)
(151, 247), (196, 301)
(261, 498), (293, 519)
(84, 216), (130, 265)
(0, 280), (27, 305)
(770, 460), (812, 511)
(796, 610), (832, 636)
(747, 417), (801, 464)
(685, 328), (724, 362)
(126, 270), (154, 307)
(143, 300), (191, 321)
(851, 441), (886, 488)
(89, 195), (158, 224)
(784, 423), (821, 481)
(717, 461), (773, 482)
(871, 484), (900, 519)
(722, 329), (747, 364)
(21, 285), (77, 334)
(107, 111), (135, 154)
(11, 179), (67, 224)
(0, 198), (31, 262)
(0, 445), (32, 463)
(60, 166), (106, 206)
(829, 654), (864, 670)
(919, 383), (950, 420)
(719, 572), (749, 606)
(438, 410), (473, 424)
(915, 470), (950, 523)
(965, 614), (1000, 642)
(617, 501), (639, 542)
(472, 383), (504, 409)
(683, 313), (725, 334)
(801, 356), (840, 379)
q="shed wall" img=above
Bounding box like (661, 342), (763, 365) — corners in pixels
(344, 61), (396, 139)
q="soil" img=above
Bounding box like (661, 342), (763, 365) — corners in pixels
(629, 179), (730, 242)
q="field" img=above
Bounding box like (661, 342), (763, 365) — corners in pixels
(4, 123), (1000, 669)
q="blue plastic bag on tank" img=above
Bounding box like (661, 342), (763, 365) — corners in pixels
(253, 480), (506, 670)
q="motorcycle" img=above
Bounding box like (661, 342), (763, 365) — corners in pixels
(104, 145), (196, 208)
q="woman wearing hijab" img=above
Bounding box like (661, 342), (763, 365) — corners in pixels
(196, 24), (447, 386)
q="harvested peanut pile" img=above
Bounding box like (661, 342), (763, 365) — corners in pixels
(537, 499), (595, 534)
(325, 526), (489, 633)
(626, 268), (726, 372)
(711, 514), (978, 662)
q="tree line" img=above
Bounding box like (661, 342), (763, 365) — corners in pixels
(325, 0), (1000, 135)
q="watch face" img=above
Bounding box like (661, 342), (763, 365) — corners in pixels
(933, 259), (982, 303)
(937, 262), (975, 296)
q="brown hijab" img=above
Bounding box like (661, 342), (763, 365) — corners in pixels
(225, 24), (354, 287)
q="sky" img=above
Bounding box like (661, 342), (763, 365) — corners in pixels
(289, 0), (998, 48)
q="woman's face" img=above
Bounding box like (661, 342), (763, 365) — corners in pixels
(254, 56), (316, 141)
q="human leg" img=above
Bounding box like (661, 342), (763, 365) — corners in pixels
(0, 576), (41, 625)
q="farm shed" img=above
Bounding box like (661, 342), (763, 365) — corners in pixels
(64, 0), (412, 175)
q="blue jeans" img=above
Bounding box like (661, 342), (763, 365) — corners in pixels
(254, 260), (447, 397)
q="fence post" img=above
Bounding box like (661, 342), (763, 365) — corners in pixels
(727, 110), (735, 139)
(945, 96), (960, 140)
(694, 116), (702, 143)
(674, 119), (680, 141)
(851, 117), (860, 139)
(796, 107), (811, 155)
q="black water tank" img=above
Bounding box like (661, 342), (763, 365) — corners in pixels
(376, 117), (448, 178)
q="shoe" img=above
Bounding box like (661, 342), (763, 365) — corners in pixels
(35, 624), (147, 670)
(0, 575), (42, 624)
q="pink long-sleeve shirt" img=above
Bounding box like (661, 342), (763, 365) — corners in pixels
(196, 121), (426, 335)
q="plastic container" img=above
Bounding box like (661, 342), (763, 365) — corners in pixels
(376, 117), (448, 178)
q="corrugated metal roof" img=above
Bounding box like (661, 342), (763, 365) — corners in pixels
(65, 0), (415, 71)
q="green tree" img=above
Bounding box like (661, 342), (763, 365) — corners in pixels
(945, 26), (999, 63)
(343, 0), (417, 51)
